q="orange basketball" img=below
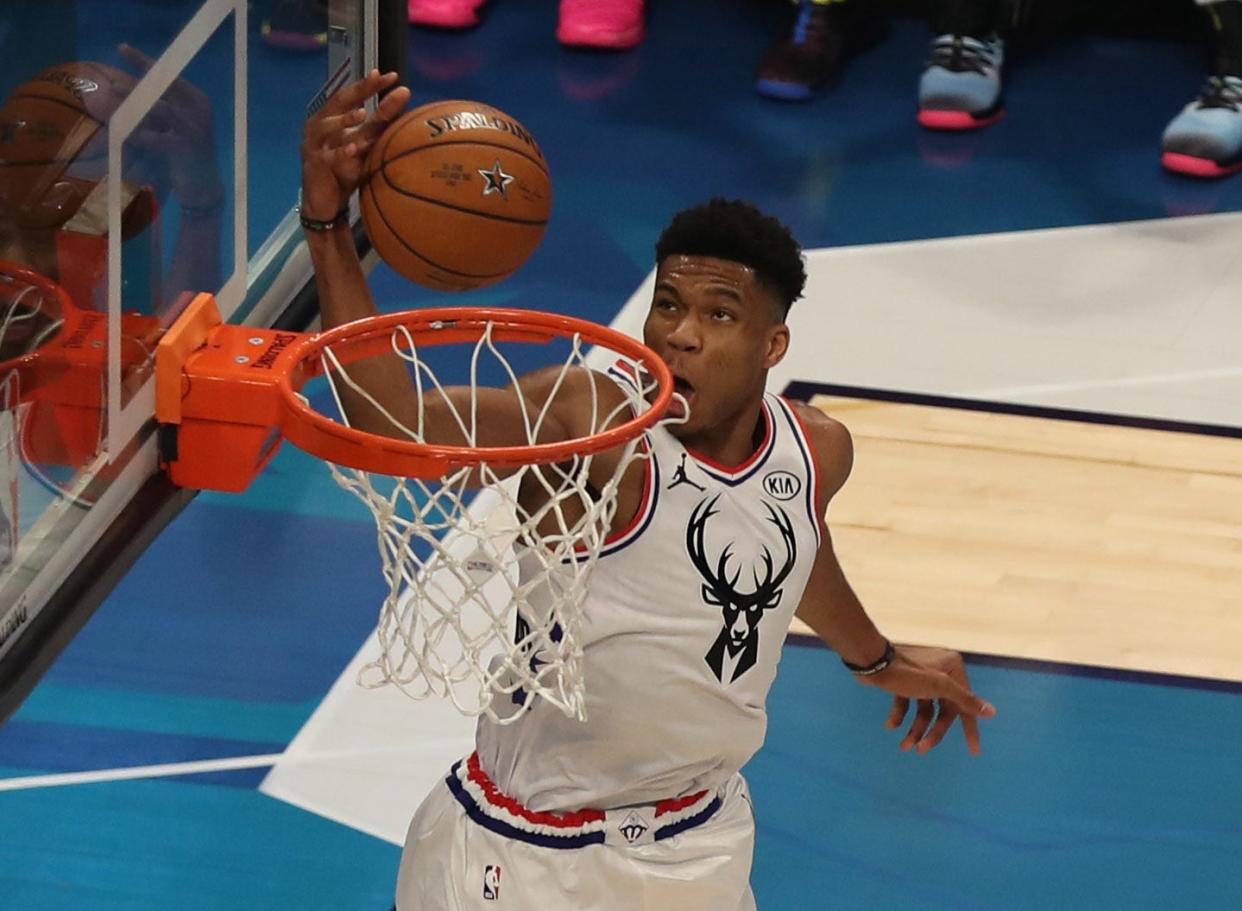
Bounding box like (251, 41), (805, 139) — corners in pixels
(0, 62), (134, 222)
(361, 99), (552, 292)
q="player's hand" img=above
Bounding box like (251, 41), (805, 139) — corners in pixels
(861, 645), (995, 756)
(300, 70), (411, 221)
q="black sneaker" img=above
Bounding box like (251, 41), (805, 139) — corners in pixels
(756, 1), (884, 102)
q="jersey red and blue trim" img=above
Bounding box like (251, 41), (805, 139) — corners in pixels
(445, 753), (722, 850)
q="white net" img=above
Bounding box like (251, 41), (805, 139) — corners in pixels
(0, 376), (18, 573)
(0, 269), (63, 367)
(0, 269), (64, 574)
(318, 321), (659, 724)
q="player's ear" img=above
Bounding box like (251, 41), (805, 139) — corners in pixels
(763, 322), (789, 369)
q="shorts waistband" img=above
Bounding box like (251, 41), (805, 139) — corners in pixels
(445, 753), (723, 850)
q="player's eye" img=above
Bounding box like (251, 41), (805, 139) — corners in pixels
(712, 309), (735, 322)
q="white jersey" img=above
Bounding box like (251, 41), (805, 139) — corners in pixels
(476, 386), (823, 813)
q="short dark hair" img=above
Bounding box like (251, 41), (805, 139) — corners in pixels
(654, 199), (806, 317)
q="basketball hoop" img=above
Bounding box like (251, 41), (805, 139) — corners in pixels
(0, 262), (71, 396)
(156, 295), (675, 723)
(0, 260), (161, 476)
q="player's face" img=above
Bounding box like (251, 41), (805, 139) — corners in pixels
(642, 255), (789, 437)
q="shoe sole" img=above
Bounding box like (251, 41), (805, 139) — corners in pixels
(756, 79), (816, 102)
(556, 24), (644, 50)
(917, 107), (1004, 131)
(1161, 151), (1242, 179)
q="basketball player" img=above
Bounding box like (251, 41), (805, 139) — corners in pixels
(301, 70), (996, 910)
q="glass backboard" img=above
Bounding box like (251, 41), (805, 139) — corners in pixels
(0, 0), (400, 716)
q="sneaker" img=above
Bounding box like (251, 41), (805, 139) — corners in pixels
(408, 0), (486, 30)
(1161, 76), (1242, 178)
(756, 1), (885, 102)
(557, 0), (645, 51)
(917, 33), (1004, 130)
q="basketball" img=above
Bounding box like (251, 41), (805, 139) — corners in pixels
(0, 62), (134, 224)
(361, 99), (552, 292)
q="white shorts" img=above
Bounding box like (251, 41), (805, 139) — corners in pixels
(395, 756), (758, 911)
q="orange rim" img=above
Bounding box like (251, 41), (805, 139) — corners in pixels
(275, 307), (673, 478)
(0, 260), (72, 322)
(0, 259), (75, 382)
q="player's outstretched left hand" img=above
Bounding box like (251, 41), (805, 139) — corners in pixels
(300, 70), (411, 223)
(862, 645), (995, 756)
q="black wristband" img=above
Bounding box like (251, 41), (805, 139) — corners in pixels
(843, 640), (896, 677)
(297, 205), (348, 232)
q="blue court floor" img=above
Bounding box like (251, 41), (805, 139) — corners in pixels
(2, 3), (1241, 909)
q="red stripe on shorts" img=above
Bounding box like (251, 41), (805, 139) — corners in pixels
(466, 753), (607, 829)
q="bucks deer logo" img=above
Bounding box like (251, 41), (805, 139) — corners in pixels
(687, 495), (797, 683)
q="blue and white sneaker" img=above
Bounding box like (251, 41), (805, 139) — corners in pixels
(917, 33), (1004, 130)
(1161, 75), (1242, 178)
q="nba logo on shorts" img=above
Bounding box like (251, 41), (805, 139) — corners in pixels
(483, 865), (501, 901)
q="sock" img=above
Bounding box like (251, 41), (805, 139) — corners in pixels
(1201, 0), (1242, 75)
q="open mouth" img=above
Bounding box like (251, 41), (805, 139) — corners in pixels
(665, 375), (696, 420)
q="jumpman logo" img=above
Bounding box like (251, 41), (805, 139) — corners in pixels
(667, 453), (705, 492)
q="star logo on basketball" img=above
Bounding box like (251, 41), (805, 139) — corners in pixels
(478, 160), (515, 199)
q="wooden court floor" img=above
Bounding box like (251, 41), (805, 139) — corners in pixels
(786, 387), (1242, 683)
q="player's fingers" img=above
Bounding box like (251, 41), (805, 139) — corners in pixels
(901, 699), (936, 751)
(375, 85), (411, 124)
(326, 142), (361, 167)
(334, 120), (389, 153)
(353, 87), (412, 148)
(306, 108), (368, 148)
(935, 671), (996, 720)
(961, 713), (983, 756)
(325, 116), (379, 152)
(320, 69), (398, 117)
(885, 696), (909, 730)
(915, 703), (959, 754)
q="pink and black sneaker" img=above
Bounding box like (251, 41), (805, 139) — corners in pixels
(408, 0), (486, 30)
(557, 0), (645, 51)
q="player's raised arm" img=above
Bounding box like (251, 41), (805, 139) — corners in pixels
(790, 402), (996, 755)
(301, 71), (415, 434)
(299, 73), (600, 453)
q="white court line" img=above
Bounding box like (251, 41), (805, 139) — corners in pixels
(0, 738), (467, 793)
(970, 365), (1242, 400)
(0, 753), (285, 792)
